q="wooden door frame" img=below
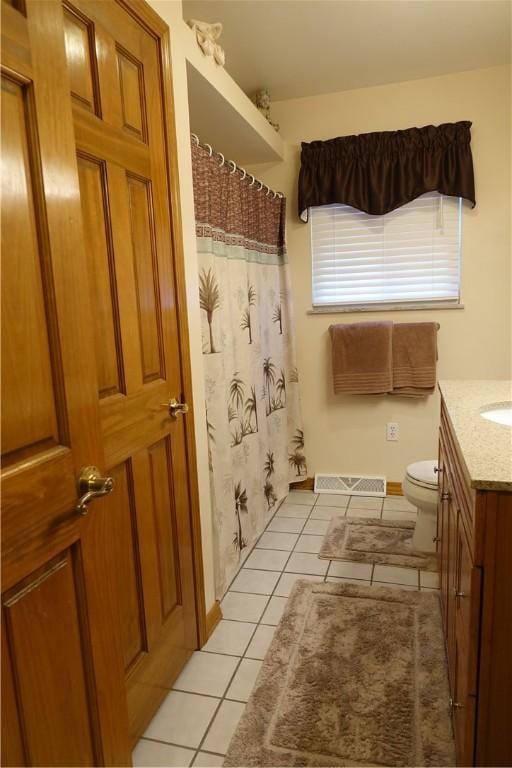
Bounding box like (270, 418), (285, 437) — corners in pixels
(116, 0), (208, 648)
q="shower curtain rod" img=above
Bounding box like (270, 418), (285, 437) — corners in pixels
(190, 133), (284, 199)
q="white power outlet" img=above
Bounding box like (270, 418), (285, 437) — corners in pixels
(386, 422), (399, 441)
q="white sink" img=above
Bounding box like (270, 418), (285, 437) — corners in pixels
(480, 402), (512, 427)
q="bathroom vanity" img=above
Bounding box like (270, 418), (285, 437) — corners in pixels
(437, 381), (512, 767)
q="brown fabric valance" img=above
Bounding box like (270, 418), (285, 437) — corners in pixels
(298, 121), (476, 220)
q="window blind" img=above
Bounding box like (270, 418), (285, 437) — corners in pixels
(310, 192), (462, 308)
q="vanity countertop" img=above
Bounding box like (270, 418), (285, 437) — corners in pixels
(438, 380), (512, 491)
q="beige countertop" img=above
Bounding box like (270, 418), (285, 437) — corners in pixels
(439, 380), (512, 491)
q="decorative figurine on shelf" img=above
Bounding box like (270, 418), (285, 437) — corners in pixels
(252, 88), (279, 132)
(186, 19), (225, 66)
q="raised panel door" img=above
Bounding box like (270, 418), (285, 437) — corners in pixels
(62, 0), (199, 740)
(1, 1), (130, 764)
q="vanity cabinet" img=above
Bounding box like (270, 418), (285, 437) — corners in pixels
(437, 397), (512, 766)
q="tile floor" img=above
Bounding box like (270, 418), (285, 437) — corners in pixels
(133, 490), (439, 767)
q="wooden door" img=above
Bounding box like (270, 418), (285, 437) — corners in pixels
(60, 0), (199, 740)
(1, 1), (131, 765)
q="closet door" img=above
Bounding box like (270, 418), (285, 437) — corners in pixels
(61, 0), (199, 740)
(1, 1), (130, 764)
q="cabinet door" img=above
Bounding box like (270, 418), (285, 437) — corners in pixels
(452, 512), (481, 765)
(438, 439), (450, 635)
(445, 470), (458, 690)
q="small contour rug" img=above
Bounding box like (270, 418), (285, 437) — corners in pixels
(224, 580), (455, 767)
(318, 516), (438, 571)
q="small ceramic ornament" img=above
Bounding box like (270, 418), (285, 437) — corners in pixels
(187, 19), (226, 66)
(253, 88), (279, 132)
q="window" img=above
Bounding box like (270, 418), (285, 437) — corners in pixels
(310, 192), (462, 310)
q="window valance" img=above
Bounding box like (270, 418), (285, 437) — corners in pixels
(298, 121), (476, 220)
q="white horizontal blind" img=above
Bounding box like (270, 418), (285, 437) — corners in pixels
(311, 192), (462, 308)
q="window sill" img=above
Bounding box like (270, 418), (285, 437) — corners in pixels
(307, 301), (464, 315)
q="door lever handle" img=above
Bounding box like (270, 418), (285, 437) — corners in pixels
(76, 466), (115, 515)
(162, 398), (189, 418)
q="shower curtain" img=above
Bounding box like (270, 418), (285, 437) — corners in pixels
(192, 142), (307, 597)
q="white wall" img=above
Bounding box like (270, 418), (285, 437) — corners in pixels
(251, 66), (511, 482)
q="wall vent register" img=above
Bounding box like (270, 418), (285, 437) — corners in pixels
(310, 192), (462, 310)
(314, 473), (386, 497)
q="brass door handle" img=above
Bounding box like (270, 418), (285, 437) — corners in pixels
(449, 697), (463, 710)
(441, 491), (451, 502)
(162, 398), (189, 418)
(76, 466), (115, 515)
(453, 588), (466, 598)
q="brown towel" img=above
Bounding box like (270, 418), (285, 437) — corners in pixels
(329, 321), (393, 394)
(390, 322), (439, 398)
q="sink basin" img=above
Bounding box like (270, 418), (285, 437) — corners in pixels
(480, 401), (512, 427)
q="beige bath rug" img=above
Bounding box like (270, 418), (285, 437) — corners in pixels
(318, 516), (438, 571)
(224, 580), (455, 767)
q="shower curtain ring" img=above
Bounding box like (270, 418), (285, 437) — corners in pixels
(265, 185), (271, 196)
(272, 191), (277, 199)
(204, 143), (213, 157)
(217, 152), (225, 166)
(190, 133), (199, 145)
(239, 168), (247, 180)
(257, 181), (263, 191)
(228, 160), (237, 174)
(248, 175), (256, 186)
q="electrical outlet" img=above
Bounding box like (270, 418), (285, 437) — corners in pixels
(386, 422), (399, 441)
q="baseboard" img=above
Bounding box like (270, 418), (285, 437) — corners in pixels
(289, 477), (315, 491)
(204, 600), (222, 642)
(290, 477), (403, 496)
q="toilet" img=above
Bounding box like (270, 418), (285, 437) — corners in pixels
(402, 459), (439, 552)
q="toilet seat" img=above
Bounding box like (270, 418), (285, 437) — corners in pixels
(406, 460), (438, 490)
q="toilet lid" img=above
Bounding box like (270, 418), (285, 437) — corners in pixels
(406, 460), (438, 489)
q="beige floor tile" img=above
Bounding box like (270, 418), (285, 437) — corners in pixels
(229, 568), (280, 595)
(202, 700), (245, 754)
(173, 652), (239, 697)
(266, 516), (305, 533)
(244, 548), (289, 571)
(143, 690), (218, 747)
(226, 658), (263, 702)
(202, 621), (256, 657)
(244, 624), (276, 659)
(314, 493), (349, 508)
(220, 592), (268, 623)
(348, 496), (383, 510)
(275, 503), (311, 519)
(192, 751), (224, 767)
(310, 506), (346, 520)
(133, 739), (195, 767)
(257, 531), (299, 551)
(383, 495), (417, 513)
(294, 534), (324, 553)
(420, 570), (440, 588)
(285, 552), (329, 576)
(373, 564), (419, 587)
(260, 596), (288, 625)
(345, 507), (381, 519)
(274, 572), (324, 597)
(328, 560), (373, 580)
(285, 490), (318, 505)
(302, 518), (330, 535)
(382, 508), (418, 521)
(326, 576), (371, 586)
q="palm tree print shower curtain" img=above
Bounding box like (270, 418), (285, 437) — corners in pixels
(192, 142), (307, 597)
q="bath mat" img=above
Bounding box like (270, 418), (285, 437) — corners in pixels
(224, 580), (455, 767)
(318, 516), (438, 571)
